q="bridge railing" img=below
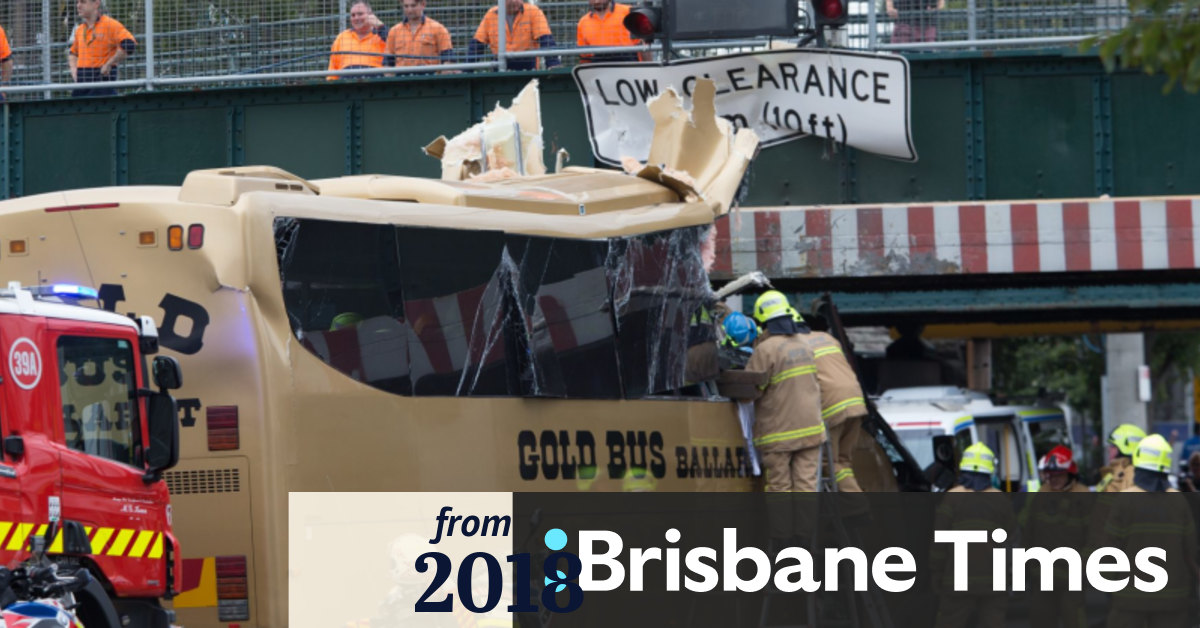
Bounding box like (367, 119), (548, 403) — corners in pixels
(0, 0), (1128, 99)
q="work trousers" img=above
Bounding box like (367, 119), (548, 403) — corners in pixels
(762, 447), (820, 540)
(827, 417), (862, 492)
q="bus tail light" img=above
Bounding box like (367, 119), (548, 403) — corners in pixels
(215, 555), (250, 622)
(188, 224), (205, 249)
(167, 225), (184, 251)
(207, 406), (239, 451)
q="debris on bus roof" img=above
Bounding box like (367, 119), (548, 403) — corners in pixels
(423, 77), (758, 215)
(423, 80), (545, 181)
(618, 78), (759, 215)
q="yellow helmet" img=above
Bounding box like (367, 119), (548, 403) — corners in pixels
(1132, 434), (1172, 474)
(960, 442), (996, 475)
(753, 291), (792, 324)
(1108, 423), (1146, 457)
(788, 306), (805, 324)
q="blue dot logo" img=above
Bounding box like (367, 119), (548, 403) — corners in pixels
(545, 570), (568, 593)
(544, 528), (568, 551)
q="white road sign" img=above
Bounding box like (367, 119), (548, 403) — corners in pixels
(573, 49), (916, 166)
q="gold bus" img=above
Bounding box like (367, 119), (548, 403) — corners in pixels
(0, 164), (790, 626)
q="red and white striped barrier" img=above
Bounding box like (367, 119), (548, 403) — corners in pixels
(711, 197), (1200, 278)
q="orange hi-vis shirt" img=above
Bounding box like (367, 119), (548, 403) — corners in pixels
(577, 3), (641, 57)
(0, 25), (11, 63)
(328, 28), (386, 78)
(387, 17), (452, 67)
(474, 3), (552, 54)
(70, 15), (135, 68)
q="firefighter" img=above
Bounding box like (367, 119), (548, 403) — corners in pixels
(1038, 445), (1089, 493)
(1102, 434), (1198, 628)
(746, 291), (823, 542)
(931, 442), (1016, 628)
(792, 307), (867, 492)
(1098, 423), (1145, 492)
(721, 310), (757, 350)
(1025, 445), (1090, 628)
(745, 290), (824, 493)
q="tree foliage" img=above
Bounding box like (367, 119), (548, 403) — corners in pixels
(1085, 0), (1200, 93)
(992, 335), (1106, 424)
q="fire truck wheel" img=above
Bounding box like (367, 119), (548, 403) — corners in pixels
(74, 578), (122, 628)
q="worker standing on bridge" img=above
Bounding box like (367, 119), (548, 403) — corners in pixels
(0, 23), (11, 88)
(69, 0), (136, 97)
(576, 0), (642, 63)
(328, 1), (388, 80)
(470, 0), (561, 71)
(793, 308), (867, 492)
(746, 291), (824, 494)
(387, 0), (453, 69)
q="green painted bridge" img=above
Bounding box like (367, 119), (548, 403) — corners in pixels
(2, 49), (1198, 205)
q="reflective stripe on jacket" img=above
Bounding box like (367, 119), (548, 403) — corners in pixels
(801, 331), (867, 428)
(745, 333), (824, 453)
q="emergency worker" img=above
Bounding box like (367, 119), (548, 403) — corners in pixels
(721, 311), (757, 350)
(1024, 445), (1090, 628)
(745, 291), (824, 495)
(469, 0), (560, 71)
(69, 0), (136, 97)
(930, 443), (1015, 628)
(1103, 434), (1197, 628)
(576, 0), (642, 62)
(328, 1), (387, 80)
(1099, 423), (1145, 492)
(794, 309), (867, 492)
(746, 291), (823, 543)
(1038, 445), (1089, 493)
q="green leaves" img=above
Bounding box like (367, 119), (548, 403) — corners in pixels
(1084, 0), (1200, 93)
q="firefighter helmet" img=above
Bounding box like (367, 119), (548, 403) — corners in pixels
(960, 442), (996, 475)
(722, 311), (758, 347)
(1108, 423), (1146, 457)
(788, 306), (805, 324)
(1132, 434), (1172, 474)
(753, 291), (791, 324)
(1038, 445), (1078, 475)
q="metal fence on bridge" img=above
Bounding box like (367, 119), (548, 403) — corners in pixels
(0, 0), (1130, 99)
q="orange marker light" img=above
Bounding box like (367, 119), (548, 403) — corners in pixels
(138, 231), (157, 246)
(9, 240), (27, 255)
(167, 225), (183, 251)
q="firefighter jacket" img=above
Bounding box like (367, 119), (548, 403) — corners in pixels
(745, 333), (824, 454)
(1098, 457), (1134, 493)
(1023, 480), (1092, 587)
(1104, 486), (1197, 611)
(800, 331), (867, 429)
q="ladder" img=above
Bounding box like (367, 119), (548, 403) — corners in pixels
(758, 439), (895, 628)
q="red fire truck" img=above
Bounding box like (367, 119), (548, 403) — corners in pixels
(0, 282), (182, 628)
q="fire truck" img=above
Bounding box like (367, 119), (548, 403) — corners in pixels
(0, 282), (183, 628)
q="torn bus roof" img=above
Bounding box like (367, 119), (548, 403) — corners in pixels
(423, 77), (759, 216)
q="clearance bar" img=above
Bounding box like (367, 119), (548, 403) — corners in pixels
(711, 196), (1200, 279)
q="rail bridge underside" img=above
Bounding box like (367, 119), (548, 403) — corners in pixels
(713, 196), (1200, 333)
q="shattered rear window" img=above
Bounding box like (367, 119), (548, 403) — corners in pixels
(276, 217), (711, 399)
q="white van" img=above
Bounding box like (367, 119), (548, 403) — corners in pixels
(877, 387), (1074, 492)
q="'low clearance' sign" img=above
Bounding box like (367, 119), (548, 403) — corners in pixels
(572, 48), (916, 166)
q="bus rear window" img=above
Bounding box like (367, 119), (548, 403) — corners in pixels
(275, 218), (710, 399)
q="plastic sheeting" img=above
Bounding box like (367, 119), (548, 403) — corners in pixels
(275, 217), (713, 399)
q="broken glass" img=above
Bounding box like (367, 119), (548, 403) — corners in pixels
(276, 217), (714, 400)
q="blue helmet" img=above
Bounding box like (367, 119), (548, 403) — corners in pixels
(723, 311), (758, 347)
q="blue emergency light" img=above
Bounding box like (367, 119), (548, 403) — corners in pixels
(49, 284), (100, 300)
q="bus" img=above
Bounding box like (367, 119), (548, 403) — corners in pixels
(0, 163), (868, 626)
